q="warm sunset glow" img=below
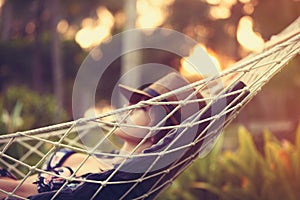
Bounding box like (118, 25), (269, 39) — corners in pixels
(237, 16), (265, 52)
(239, 0), (251, 3)
(209, 6), (231, 19)
(136, 0), (174, 28)
(206, 0), (221, 4)
(57, 19), (69, 34)
(243, 3), (254, 15)
(96, 6), (114, 27)
(57, 19), (80, 40)
(114, 11), (126, 29)
(75, 6), (114, 49)
(0, 0), (4, 8)
(180, 45), (221, 78)
(84, 100), (115, 123)
(207, 0), (238, 20)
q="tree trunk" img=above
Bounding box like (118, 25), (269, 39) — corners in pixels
(0, 0), (12, 41)
(50, 0), (64, 121)
(120, 0), (141, 106)
(32, 0), (44, 93)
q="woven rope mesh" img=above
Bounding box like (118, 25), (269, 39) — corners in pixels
(0, 17), (299, 200)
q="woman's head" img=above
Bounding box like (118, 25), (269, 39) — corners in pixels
(117, 72), (204, 146)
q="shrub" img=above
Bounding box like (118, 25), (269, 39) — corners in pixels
(0, 86), (69, 176)
(0, 86), (68, 133)
(159, 124), (300, 200)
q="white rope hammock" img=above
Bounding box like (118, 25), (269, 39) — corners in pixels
(0, 17), (299, 200)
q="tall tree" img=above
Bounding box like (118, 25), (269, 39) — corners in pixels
(32, 0), (44, 93)
(0, 0), (12, 41)
(49, 0), (64, 121)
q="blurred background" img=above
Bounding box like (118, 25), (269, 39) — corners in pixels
(0, 0), (299, 199)
(1, 0), (299, 138)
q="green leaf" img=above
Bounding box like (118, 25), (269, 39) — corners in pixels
(191, 181), (224, 198)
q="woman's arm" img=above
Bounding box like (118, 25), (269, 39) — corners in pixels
(0, 178), (38, 199)
(0, 152), (113, 199)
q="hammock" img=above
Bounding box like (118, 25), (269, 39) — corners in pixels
(0, 17), (299, 200)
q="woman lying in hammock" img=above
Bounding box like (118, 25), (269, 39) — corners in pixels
(0, 72), (206, 199)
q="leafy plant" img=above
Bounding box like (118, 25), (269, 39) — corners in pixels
(159, 124), (300, 200)
(0, 86), (70, 177)
(1, 100), (24, 133)
(0, 86), (68, 133)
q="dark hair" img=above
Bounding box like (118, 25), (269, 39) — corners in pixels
(151, 106), (181, 144)
(151, 92), (206, 144)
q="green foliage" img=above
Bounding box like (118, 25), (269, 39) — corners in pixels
(0, 86), (67, 133)
(159, 125), (300, 200)
(0, 86), (69, 177)
(159, 135), (224, 200)
(0, 100), (23, 133)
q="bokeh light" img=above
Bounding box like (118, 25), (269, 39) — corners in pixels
(206, 0), (238, 20)
(237, 16), (265, 52)
(57, 19), (69, 34)
(75, 6), (114, 49)
(25, 22), (35, 35)
(180, 45), (221, 79)
(0, 0), (4, 8)
(136, 0), (174, 28)
(209, 5), (231, 19)
(239, 0), (251, 3)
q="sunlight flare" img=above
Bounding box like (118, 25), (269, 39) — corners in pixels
(237, 16), (265, 52)
(136, 0), (174, 28)
(0, 0), (4, 8)
(75, 6), (114, 49)
(206, 0), (238, 20)
(180, 45), (221, 79)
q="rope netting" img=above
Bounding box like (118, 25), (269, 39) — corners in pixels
(0, 17), (299, 200)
